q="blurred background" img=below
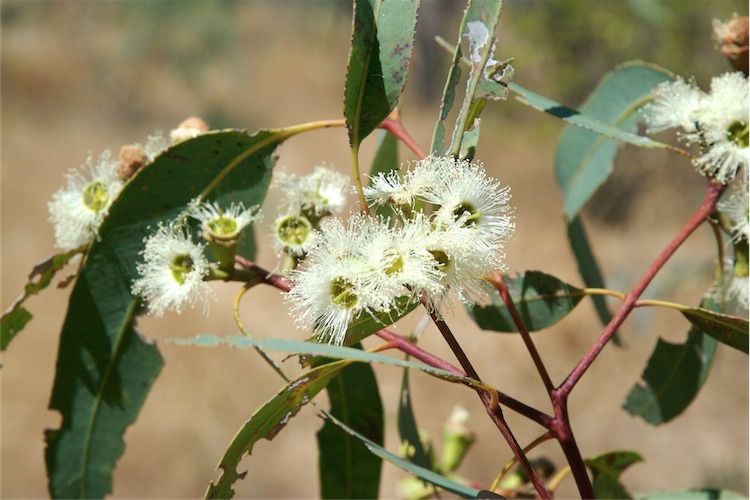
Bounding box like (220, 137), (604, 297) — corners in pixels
(2, 0), (748, 498)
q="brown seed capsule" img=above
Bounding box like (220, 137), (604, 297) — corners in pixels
(170, 116), (210, 144)
(715, 16), (749, 75)
(118, 144), (148, 181)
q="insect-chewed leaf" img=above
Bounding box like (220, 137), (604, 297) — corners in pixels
(206, 361), (350, 499)
(344, 0), (420, 147)
(680, 307), (748, 354)
(585, 450), (643, 499)
(467, 271), (584, 332)
(1, 248), (82, 350)
(623, 301), (720, 425)
(553, 61), (673, 221)
(45, 129), (287, 498)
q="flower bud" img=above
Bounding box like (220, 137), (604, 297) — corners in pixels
(170, 116), (210, 144)
(440, 406), (475, 472)
(118, 144), (148, 180)
(714, 16), (749, 75)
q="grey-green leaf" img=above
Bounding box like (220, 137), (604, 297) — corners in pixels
(169, 335), (476, 386)
(206, 361), (350, 499)
(680, 307), (748, 354)
(317, 348), (384, 499)
(1, 248), (83, 350)
(45, 129), (285, 498)
(398, 364), (432, 470)
(623, 301), (719, 425)
(585, 450), (643, 499)
(553, 61), (673, 220)
(467, 271), (584, 332)
(318, 409), (485, 499)
(344, 0), (420, 147)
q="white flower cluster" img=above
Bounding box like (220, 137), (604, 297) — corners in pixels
(642, 72), (749, 183)
(710, 258), (749, 314)
(288, 156), (514, 345)
(48, 151), (123, 250)
(132, 200), (260, 316)
(272, 165), (349, 256)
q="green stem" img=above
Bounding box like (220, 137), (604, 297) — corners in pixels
(351, 144), (370, 213)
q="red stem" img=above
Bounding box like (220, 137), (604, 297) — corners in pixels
(381, 118), (428, 158)
(557, 181), (725, 397)
(487, 273), (555, 395)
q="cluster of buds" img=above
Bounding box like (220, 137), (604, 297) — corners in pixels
(287, 156), (514, 346)
(48, 117), (211, 251)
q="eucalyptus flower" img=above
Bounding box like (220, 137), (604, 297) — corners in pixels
(189, 200), (261, 241)
(48, 151), (122, 250)
(718, 169), (749, 242)
(275, 165), (349, 217)
(132, 222), (212, 316)
(273, 213), (315, 256)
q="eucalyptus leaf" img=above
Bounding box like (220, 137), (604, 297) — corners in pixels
(318, 409), (487, 499)
(680, 307), (748, 354)
(398, 363), (432, 470)
(553, 61), (673, 220)
(317, 349), (384, 499)
(206, 360), (351, 499)
(344, 0), (420, 147)
(467, 271), (584, 332)
(585, 450), (643, 499)
(1, 248), (83, 350)
(45, 129), (287, 497)
(623, 301), (719, 425)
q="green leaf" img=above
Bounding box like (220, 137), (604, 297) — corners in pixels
(46, 129), (287, 498)
(467, 271), (584, 332)
(346, 296), (419, 346)
(623, 301), (719, 425)
(1, 306), (32, 350)
(680, 307), (748, 354)
(206, 361), (351, 499)
(169, 335), (478, 386)
(637, 490), (746, 500)
(398, 366), (432, 470)
(317, 409), (487, 499)
(567, 216), (621, 345)
(1, 248), (83, 350)
(344, 0), (420, 147)
(317, 346), (384, 499)
(369, 130), (400, 220)
(585, 450), (643, 499)
(552, 61), (673, 220)
(430, 0), (505, 156)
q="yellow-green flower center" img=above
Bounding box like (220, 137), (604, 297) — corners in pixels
(82, 180), (109, 212)
(385, 253), (405, 276)
(330, 277), (358, 309)
(276, 215), (312, 247)
(207, 216), (239, 238)
(170, 254), (194, 285)
(429, 249), (450, 272)
(452, 201), (481, 227)
(728, 120), (749, 148)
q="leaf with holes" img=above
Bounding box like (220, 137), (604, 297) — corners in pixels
(2, 248), (83, 350)
(467, 271), (584, 332)
(206, 360), (351, 499)
(45, 129), (289, 498)
(344, 0), (420, 147)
